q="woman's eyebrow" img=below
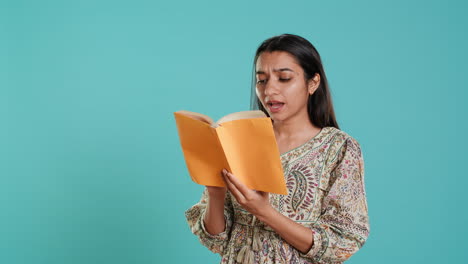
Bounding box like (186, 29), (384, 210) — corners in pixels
(256, 68), (295, 74)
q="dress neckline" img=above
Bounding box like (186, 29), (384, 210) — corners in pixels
(279, 127), (330, 157)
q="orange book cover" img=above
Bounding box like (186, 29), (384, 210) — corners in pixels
(174, 110), (287, 195)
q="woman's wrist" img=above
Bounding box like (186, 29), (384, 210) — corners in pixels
(204, 190), (227, 235)
(255, 204), (277, 223)
(206, 186), (227, 201)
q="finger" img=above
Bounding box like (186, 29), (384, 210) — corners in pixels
(222, 170), (245, 202)
(225, 171), (252, 198)
(220, 170), (228, 186)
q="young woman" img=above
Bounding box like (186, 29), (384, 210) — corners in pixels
(186, 34), (370, 264)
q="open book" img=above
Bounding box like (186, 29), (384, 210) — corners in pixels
(174, 110), (287, 195)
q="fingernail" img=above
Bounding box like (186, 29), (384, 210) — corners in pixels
(222, 169), (227, 174)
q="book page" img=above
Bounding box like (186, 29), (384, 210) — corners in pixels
(174, 112), (230, 187)
(216, 117), (287, 195)
(216, 110), (266, 125)
(176, 110), (214, 125)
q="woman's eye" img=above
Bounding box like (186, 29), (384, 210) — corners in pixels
(279, 78), (291, 82)
(257, 79), (266, 84)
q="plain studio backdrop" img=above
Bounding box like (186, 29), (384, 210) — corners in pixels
(2, 0), (467, 263)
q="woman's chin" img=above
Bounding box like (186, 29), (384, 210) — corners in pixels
(270, 113), (287, 123)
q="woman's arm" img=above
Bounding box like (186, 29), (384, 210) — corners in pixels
(203, 186), (227, 235)
(222, 170), (314, 253)
(300, 137), (369, 262)
(185, 185), (234, 254)
(258, 206), (314, 253)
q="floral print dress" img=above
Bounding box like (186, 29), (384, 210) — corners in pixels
(185, 127), (370, 263)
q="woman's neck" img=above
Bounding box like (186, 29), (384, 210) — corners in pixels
(272, 112), (320, 142)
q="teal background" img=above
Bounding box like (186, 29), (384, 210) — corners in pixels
(2, 0), (467, 263)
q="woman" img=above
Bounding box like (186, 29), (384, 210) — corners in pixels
(185, 34), (370, 263)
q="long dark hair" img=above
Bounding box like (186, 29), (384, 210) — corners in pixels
(250, 34), (340, 129)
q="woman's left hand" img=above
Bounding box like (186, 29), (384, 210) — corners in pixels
(221, 169), (272, 217)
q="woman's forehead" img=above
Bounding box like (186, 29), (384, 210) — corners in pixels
(256, 51), (301, 72)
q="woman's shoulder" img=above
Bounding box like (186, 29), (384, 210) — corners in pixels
(322, 126), (363, 162)
(315, 127), (365, 190)
(322, 126), (360, 146)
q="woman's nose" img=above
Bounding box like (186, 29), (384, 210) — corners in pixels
(264, 80), (279, 96)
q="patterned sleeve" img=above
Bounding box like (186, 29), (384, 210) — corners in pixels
(185, 188), (234, 255)
(300, 136), (370, 263)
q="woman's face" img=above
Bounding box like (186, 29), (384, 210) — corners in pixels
(255, 51), (318, 122)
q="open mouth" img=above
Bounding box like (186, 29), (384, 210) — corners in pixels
(266, 101), (285, 113)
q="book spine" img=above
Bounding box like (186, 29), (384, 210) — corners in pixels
(213, 127), (232, 173)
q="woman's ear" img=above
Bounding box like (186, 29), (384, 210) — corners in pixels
(308, 73), (321, 95)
